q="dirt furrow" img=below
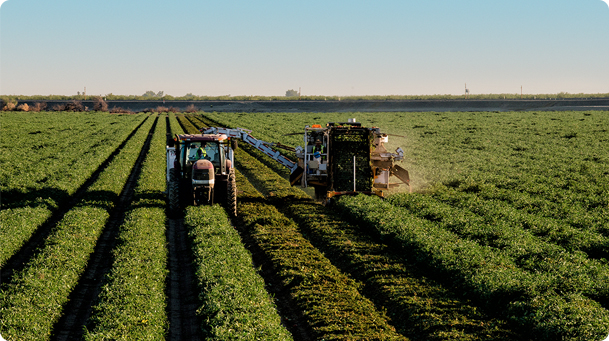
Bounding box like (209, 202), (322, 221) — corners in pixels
(165, 113), (205, 340)
(166, 217), (204, 341)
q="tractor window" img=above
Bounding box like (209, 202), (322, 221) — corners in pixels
(188, 143), (202, 161)
(204, 143), (220, 165)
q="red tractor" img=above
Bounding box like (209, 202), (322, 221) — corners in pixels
(166, 133), (237, 216)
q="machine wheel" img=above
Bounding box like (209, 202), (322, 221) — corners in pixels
(226, 169), (237, 217)
(168, 168), (180, 215)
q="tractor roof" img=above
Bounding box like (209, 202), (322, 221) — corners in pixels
(176, 134), (227, 142)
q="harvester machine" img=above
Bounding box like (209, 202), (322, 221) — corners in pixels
(291, 119), (411, 201)
(197, 118), (410, 204)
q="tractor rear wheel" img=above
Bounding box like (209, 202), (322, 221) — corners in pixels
(168, 168), (180, 215)
(226, 169), (237, 217)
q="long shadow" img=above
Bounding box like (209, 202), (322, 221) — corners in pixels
(1, 187), (69, 211)
(50, 116), (157, 341)
(0, 116), (150, 285)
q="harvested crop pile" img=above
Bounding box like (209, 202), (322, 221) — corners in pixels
(331, 129), (373, 191)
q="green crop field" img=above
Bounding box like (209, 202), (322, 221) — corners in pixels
(0, 110), (607, 340)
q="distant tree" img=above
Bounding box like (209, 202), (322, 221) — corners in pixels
(285, 89), (299, 97)
(142, 90), (164, 98)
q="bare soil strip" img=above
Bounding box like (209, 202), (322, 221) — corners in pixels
(0, 116), (150, 286)
(166, 218), (204, 341)
(165, 113), (205, 341)
(50, 117), (158, 341)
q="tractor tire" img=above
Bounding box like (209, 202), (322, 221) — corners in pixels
(168, 168), (180, 215)
(226, 169), (237, 217)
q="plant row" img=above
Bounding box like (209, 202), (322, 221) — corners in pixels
(386, 192), (609, 295)
(184, 205), (293, 339)
(334, 194), (609, 341)
(404, 185), (608, 258)
(231, 142), (519, 340)
(0, 115), (156, 341)
(83, 115), (168, 339)
(0, 111), (144, 205)
(234, 169), (406, 340)
(0, 112), (147, 267)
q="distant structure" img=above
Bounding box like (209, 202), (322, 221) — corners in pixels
(465, 83), (470, 99)
(285, 89), (299, 97)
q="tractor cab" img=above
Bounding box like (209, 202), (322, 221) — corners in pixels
(167, 134), (236, 211)
(175, 134), (231, 176)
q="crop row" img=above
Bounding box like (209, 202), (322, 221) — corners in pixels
(184, 205), (293, 339)
(334, 194), (609, 341)
(234, 170), (405, 340)
(230, 133), (518, 340)
(0, 113), (147, 268)
(397, 186), (607, 259)
(386, 192), (609, 296)
(0, 115), (156, 340)
(84, 115), (168, 339)
(0, 112), (145, 206)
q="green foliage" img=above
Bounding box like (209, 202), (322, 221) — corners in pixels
(0, 116), (156, 340)
(334, 194), (609, 341)
(0, 112), (146, 267)
(235, 171), (406, 340)
(185, 205), (293, 340)
(85, 116), (169, 340)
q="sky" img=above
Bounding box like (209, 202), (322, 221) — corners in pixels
(0, 0), (608, 97)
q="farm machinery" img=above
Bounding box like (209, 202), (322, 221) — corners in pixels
(166, 133), (238, 216)
(167, 119), (409, 210)
(289, 119), (411, 200)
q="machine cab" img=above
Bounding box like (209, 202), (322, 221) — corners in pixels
(167, 134), (234, 181)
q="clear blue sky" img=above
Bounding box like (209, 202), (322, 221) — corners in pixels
(1, 0), (608, 97)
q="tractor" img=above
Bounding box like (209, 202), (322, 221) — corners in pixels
(166, 133), (237, 216)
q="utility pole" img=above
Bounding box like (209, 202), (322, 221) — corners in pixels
(521, 85), (523, 99)
(84, 87), (87, 100)
(299, 87), (301, 101)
